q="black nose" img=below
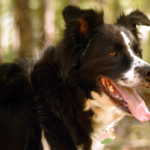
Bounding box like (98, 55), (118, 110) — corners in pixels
(143, 67), (150, 81)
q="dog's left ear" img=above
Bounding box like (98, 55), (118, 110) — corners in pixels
(63, 5), (104, 37)
(117, 10), (150, 38)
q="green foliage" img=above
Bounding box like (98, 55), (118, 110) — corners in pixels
(101, 138), (112, 144)
(1, 0), (150, 63)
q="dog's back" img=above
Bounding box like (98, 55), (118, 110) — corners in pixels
(0, 60), (42, 150)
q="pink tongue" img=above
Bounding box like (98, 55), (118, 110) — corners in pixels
(111, 81), (150, 122)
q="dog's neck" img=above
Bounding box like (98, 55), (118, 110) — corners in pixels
(84, 91), (125, 150)
(85, 91), (125, 124)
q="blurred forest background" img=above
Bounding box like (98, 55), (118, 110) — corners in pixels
(0, 0), (150, 150)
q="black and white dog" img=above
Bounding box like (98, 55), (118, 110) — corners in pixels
(1, 5), (150, 150)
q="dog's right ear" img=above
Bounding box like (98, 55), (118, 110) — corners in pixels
(63, 5), (104, 37)
(117, 10), (150, 39)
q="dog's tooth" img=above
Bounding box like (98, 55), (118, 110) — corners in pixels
(109, 85), (114, 93)
(116, 95), (119, 98)
(116, 95), (123, 100)
(119, 97), (123, 100)
(118, 95), (122, 98)
(106, 80), (110, 86)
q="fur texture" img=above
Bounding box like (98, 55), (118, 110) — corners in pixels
(0, 60), (42, 150)
(30, 5), (150, 150)
(1, 5), (150, 150)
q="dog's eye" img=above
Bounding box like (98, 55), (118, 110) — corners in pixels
(136, 52), (140, 57)
(137, 52), (141, 57)
(109, 52), (117, 57)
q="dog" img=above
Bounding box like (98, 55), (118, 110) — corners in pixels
(30, 5), (150, 150)
(1, 5), (150, 150)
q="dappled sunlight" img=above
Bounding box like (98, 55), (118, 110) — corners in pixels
(1, 0), (150, 62)
(0, 0), (150, 149)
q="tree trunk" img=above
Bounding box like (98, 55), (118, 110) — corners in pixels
(35, 0), (45, 50)
(14, 0), (34, 59)
(0, 2), (4, 64)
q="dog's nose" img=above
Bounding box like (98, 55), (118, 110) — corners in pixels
(143, 67), (150, 81)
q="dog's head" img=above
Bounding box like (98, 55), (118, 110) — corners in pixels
(61, 5), (150, 122)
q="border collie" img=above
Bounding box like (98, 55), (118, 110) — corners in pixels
(31, 5), (150, 150)
(1, 5), (150, 150)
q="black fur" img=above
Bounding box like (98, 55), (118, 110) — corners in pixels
(117, 10), (150, 39)
(31, 5), (150, 150)
(31, 47), (94, 150)
(0, 60), (42, 150)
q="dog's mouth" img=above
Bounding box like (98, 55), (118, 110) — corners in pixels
(100, 77), (150, 122)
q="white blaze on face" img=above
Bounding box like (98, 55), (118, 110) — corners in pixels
(118, 31), (149, 87)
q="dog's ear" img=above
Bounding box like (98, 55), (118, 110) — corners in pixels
(117, 10), (150, 38)
(63, 5), (104, 37)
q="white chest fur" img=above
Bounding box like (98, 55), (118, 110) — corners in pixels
(84, 91), (125, 150)
(42, 91), (125, 150)
(41, 129), (51, 150)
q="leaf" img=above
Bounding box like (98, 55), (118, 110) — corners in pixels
(101, 138), (112, 144)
